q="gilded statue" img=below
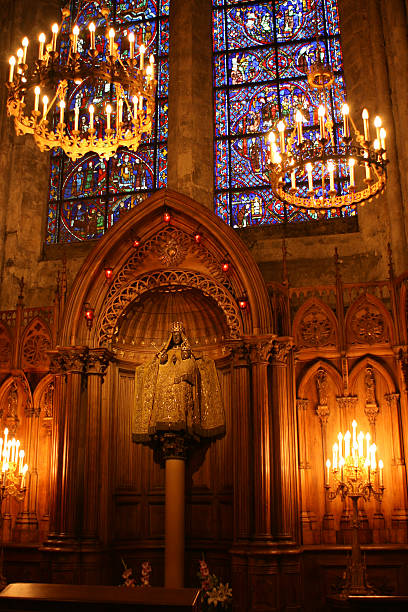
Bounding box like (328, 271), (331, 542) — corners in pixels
(133, 322), (225, 442)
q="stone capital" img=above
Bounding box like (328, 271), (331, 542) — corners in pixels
(48, 347), (88, 375)
(270, 338), (293, 365)
(227, 341), (251, 366)
(86, 348), (114, 376)
(385, 393), (400, 407)
(158, 433), (188, 460)
(316, 404), (330, 425)
(336, 396), (358, 411)
(296, 398), (310, 411)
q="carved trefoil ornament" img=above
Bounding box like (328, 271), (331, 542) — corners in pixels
(298, 305), (335, 348)
(349, 303), (388, 345)
(21, 319), (51, 369)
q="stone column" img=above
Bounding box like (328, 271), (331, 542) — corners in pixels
(160, 433), (187, 589)
(249, 340), (273, 541)
(45, 347), (88, 546)
(82, 348), (113, 544)
(385, 393), (408, 543)
(231, 343), (252, 542)
(269, 339), (298, 544)
(167, 0), (214, 209)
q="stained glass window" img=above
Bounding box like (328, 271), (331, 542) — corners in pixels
(213, 0), (354, 227)
(46, 0), (169, 244)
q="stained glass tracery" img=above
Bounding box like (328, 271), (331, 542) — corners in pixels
(213, 0), (354, 228)
(46, 0), (169, 244)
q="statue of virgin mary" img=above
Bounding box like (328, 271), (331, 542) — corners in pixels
(133, 322), (225, 442)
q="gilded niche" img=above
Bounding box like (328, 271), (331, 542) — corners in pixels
(133, 322), (226, 442)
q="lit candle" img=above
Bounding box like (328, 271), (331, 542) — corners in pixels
(22, 37), (28, 64)
(332, 442), (338, 470)
(366, 432), (371, 459)
(306, 163), (313, 192)
(42, 95), (49, 120)
(139, 43), (146, 70)
(106, 104), (112, 130)
(109, 28), (115, 56)
(72, 25), (79, 54)
(268, 132), (276, 163)
(344, 430), (351, 457)
(139, 94), (143, 112)
(341, 103), (350, 138)
(365, 457), (371, 482)
(349, 158), (355, 188)
(326, 459), (331, 485)
(18, 449), (24, 474)
(352, 420), (357, 445)
(295, 109), (303, 144)
(362, 108), (370, 141)
(339, 457), (345, 481)
(17, 48), (24, 66)
(89, 22), (96, 50)
(277, 120), (285, 154)
(10, 439), (15, 463)
(118, 98), (123, 124)
(74, 106), (79, 131)
(132, 96), (137, 119)
(353, 442), (359, 467)
(374, 116), (382, 142)
(318, 104), (326, 139)
(21, 464), (28, 489)
(59, 99), (65, 124)
(358, 431), (364, 457)
(129, 32), (135, 59)
(39, 33), (46, 60)
(291, 169), (296, 191)
(327, 160), (335, 192)
(89, 104), (94, 131)
(380, 127), (386, 151)
(8, 56), (16, 82)
(378, 459), (384, 486)
(370, 443), (377, 471)
(51, 23), (59, 53)
(338, 433), (343, 461)
(0, 439), (3, 468)
(364, 151), (371, 181)
(146, 64), (153, 82)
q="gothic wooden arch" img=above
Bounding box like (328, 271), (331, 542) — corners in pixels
(348, 355), (398, 395)
(20, 316), (52, 371)
(297, 359), (343, 398)
(292, 297), (338, 350)
(33, 373), (54, 414)
(59, 189), (273, 346)
(344, 292), (396, 347)
(0, 371), (33, 425)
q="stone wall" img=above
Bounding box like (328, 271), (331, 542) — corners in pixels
(0, 0), (407, 310)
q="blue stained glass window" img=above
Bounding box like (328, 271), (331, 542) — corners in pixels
(213, 0), (354, 227)
(46, 0), (168, 244)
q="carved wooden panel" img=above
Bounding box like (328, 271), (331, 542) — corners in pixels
(294, 300), (337, 349)
(346, 296), (391, 346)
(21, 318), (51, 370)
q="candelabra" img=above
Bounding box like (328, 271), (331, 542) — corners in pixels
(325, 420), (384, 596)
(0, 428), (28, 589)
(265, 0), (388, 215)
(6, 6), (156, 161)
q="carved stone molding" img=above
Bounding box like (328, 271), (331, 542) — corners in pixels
(98, 269), (242, 344)
(247, 338), (274, 364)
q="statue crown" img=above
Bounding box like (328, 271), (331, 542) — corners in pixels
(171, 321), (184, 333)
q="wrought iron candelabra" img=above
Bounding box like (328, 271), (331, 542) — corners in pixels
(325, 420), (384, 596)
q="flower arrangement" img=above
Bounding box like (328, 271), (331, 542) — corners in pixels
(121, 559), (152, 587)
(198, 559), (232, 609)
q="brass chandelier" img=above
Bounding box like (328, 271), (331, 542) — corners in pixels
(265, 11), (388, 214)
(6, 5), (156, 161)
